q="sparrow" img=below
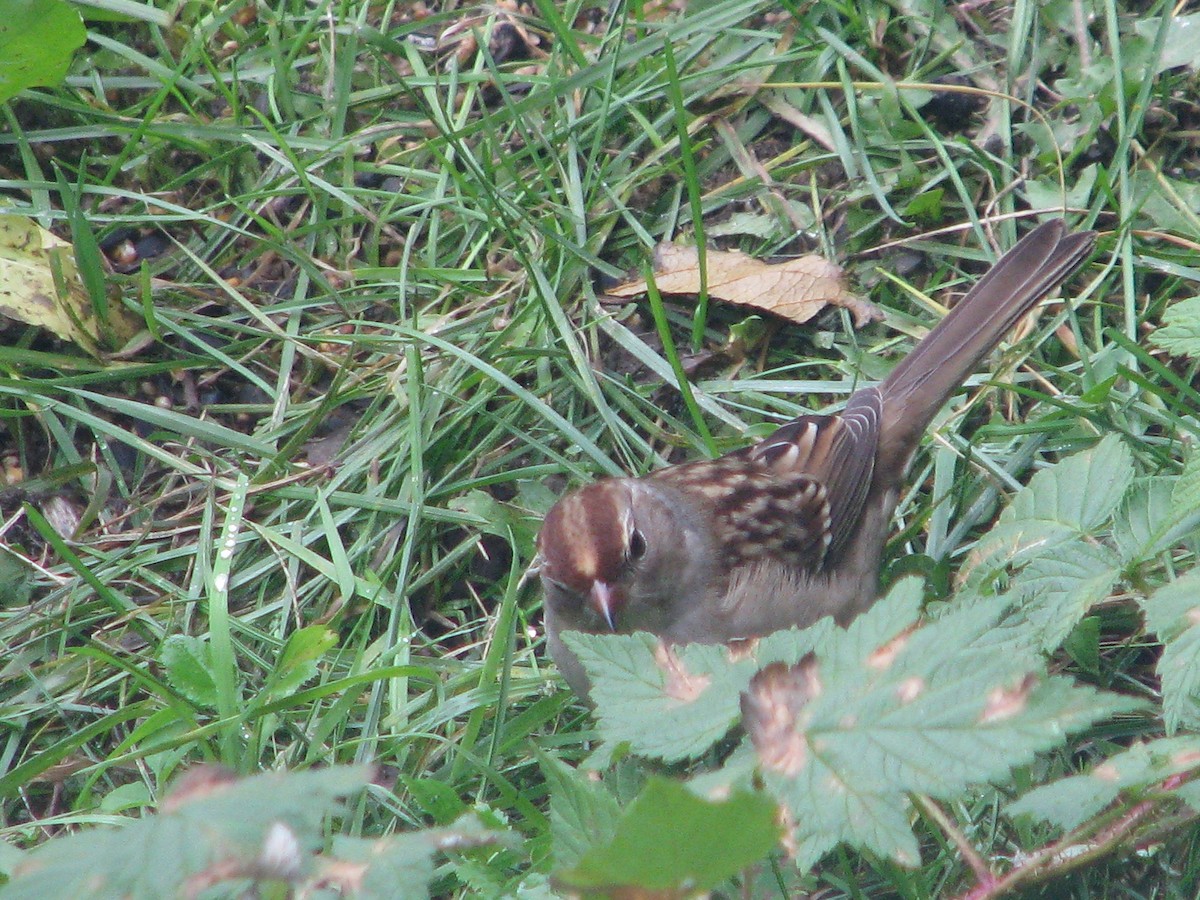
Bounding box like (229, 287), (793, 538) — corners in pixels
(536, 220), (1096, 699)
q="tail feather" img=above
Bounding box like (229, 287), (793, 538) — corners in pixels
(879, 220), (1095, 461)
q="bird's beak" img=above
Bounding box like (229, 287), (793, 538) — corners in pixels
(589, 581), (619, 631)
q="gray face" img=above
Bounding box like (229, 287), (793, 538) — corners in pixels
(537, 478), (719, 635)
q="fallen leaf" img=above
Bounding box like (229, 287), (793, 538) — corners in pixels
(0, 215), (139, 354)
(609, 242), (881, 327)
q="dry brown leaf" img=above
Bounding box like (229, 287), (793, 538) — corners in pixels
(740, 658), (821, 777)
(609, 242), (881, 327)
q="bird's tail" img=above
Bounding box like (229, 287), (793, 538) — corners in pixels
(879, 219), (1096, 464)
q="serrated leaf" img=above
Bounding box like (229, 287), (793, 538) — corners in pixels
(1176, 780), (1200, 813)
(740, 585), (1137, 868)
(565, 632), (756, 761)
(7, 766), (372, 899)
(1149, 296), (1200, 357)
(328, 833), (436, 899)
(539, 753), (622, 871)
(1143, 573), (1200, 732)
(1009, 435), (1133, 532)
(1161, 627), (1200, 733)
(963, 437), (1132, 589)
(788, 775), (920, 870)
(1142, 569), (1200, 640)
(330, 814), (509, 900)
(821, 576), (924, 674)
(159, 634), (218, 709)
(1008, 737), (1200, 831)
(1010, 542), (1123, 651)
(1114, 476), (1200, 563)
(557, 777), (780, 892)
(687, 742), (760, 799)
(754, 617), (837, 666)
(569, 617), (835, 763)
(1173, 451), (1200, 520)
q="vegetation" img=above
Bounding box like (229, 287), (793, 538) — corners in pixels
(1, 0), (1199, 896)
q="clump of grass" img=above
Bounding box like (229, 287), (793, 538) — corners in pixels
(1, 0), (1198, 896)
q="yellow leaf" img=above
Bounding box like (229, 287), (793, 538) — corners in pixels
(0, 215), (136, 354)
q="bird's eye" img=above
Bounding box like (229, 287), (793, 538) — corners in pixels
(628, 528), (647, 562)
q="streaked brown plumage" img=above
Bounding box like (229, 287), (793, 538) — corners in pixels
(538, 220), (1096, 699)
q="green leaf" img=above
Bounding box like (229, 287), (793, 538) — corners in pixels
(557, 777), (780, 893)
(1024, 163), (1098, 214)
(706, 211), (782, 238)
(1173, 451), (1200, 521)
(450, 489), (532, 541)
(565, 631), (755, 762)
(1010, 435), (1133, 532)
(566, 619), (833, 762)
(1142, 569), (1200, 640)
(964, 436), (1132, 589)
(0, 553), (33, 605)
(99, 782), (153, 814)
(0, 838), (24, 878)
(790, 779), (919, 871)
(902, 187), (944, 223)
(1134, 170), (1200, 237)
(740, 585), (1138, 869)
(0, 0), (85, 103)
(159, 634), (218, 709)
(540, 753), (622, 871)
(1150, 296), (1200, 357)
(1010, 542), (1123, 651)
(1161, 628), (1200, 734)
(400, 775), (469, 826)
(1113, 476), (1200, 563)
(1142, 572), (1200, 733)
(1062, 617), (1102, 676)
(332, 814), (509, 900)
(7, 766), (373, 898)
(1008, 737), (1200, 831)
(262, 625), (337, 700)
(329, 834), (435, 900)
(821, 576), (924, 674)
(1133, 14), (1200, 74)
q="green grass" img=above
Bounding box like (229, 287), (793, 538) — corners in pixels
(1, 0), (1199, 896)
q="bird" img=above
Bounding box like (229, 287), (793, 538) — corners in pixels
(536, 219), (1096, 699)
